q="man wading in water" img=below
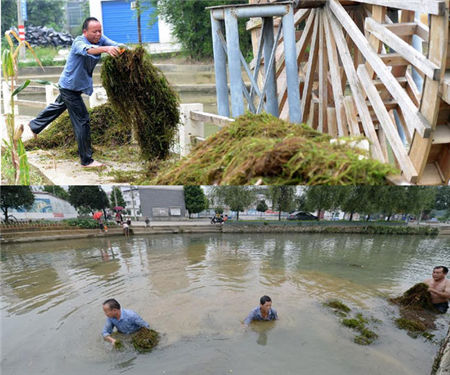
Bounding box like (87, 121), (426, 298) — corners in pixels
(29, 17), (121, 168)
(424, 266), (450, 313)
(244, 295), (278, 325)
(102, 299), (150, 345)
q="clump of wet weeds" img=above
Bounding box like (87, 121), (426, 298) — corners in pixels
(324, 300), (351, 314)
(389, 283), (438, 340)
(101, 47), (179, 161)
(131, 327), (160, 353)
(25, 102), (131, 151)
(150, 112), (398, 185)
(324, 300), (379, 345)
(114, 339), (124, 350)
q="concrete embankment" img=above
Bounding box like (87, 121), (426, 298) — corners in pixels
(432, 327), (450, 375)
(1, 222), (445, 244)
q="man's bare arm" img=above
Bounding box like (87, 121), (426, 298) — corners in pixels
(104, 335), (117, 344)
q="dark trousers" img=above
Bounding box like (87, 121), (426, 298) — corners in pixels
(30, 88), (93, 166)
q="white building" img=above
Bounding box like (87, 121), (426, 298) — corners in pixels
(89, 0), (181, 53)
(121, 186), (141, 218)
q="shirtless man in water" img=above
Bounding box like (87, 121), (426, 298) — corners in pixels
(424, 266), (450, 313)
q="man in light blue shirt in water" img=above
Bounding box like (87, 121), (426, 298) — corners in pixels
(29, 17), (120, 168)
(102, 299), (150, 345)
(244, 295), (278, 325)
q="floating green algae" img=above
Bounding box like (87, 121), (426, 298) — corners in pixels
(324, 300), (379, 345)
(395, 318), (426, 332)
(150, 112), (398, 185)
(114, 339), (124, 350)
(24, 102), (131, 151)
(390, 283), (436, 311)
(324, 300), (351, 314)
(101, 47), (180, 161)
(131, 327), (160, 353)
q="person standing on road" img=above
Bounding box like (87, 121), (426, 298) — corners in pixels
(29, 17), (121, 168)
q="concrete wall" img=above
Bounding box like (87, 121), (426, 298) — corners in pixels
(139, 186), (187, 221)
(89, 0), (181, 53)
(9, 192), (78, 221)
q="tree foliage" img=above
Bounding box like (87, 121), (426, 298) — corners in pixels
(268, 186), (297, 220)
(434, 187), (450, 211)
(209, 186), (256, 220)
(256, 200), (268, 214)
(43, 186), (69, 201)
(0, 186), (34, 222)
(25, 0), (65, 31)
(110, 187), (126, 209)
(304, 186), (343, 220)
(68, 186), (109, 214)
(151, 0), (252, 59)
(184, 186), (207, 217)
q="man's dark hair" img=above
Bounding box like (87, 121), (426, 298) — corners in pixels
(82, 17), (99, 31)
(260, 295), (272, 305)
(103, 298), (120, 310)
(434, 266), (449, 274)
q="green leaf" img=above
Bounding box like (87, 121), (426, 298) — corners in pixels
(2, 49), (15, 79)
(33, 79), (53, 85)
(12, 80), (31, 97)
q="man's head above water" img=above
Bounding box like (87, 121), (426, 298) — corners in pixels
(103, 298), (121, 318)
(433, 266), (449, 281)
(260, 295), (272, 314)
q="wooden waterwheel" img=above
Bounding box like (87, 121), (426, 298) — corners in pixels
(249, 0), (449, 185)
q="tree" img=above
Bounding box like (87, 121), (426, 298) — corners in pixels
(210, 186), (256, 221)
(0, 186), (34, 222)
(373, 186), (407, 221)
(43, 186), (69, 201)
(338, 186), (377, 221)
(68, 186), (109, 215)
(25, 0), (65, 31)
(184, 186), (207, 218)
(152, 0), (252, 59)
(435, 187), (450, 211)
(110, 187), (126, 210)
(268, 186), (296, 221)
(256, 200), (268, 216)
(304, 186), (343, 220)
(1, 0), (17, 35)
(403, 187), (437, 223)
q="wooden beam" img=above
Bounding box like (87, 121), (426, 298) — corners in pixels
(327, 9), (385, 161)
(343, 97), (361, 136)
(190, 110), (234, 128)
(318, 9), (328, 133)
(357, 64), (418, 183)
(343, 0), (446, 16)
(365, 17), (441, 80)
(323, 10), (348, 137)
(328, 0), (432, 139)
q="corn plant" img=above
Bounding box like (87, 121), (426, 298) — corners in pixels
(2, 30), (53, 184)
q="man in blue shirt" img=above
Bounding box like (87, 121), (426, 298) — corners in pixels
(102, 298), (150, 345)
(244, 295), (278, 325)
(29, 17), (120, 168)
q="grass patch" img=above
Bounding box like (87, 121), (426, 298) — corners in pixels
(25, 102), (131, 151)
(150, 112), (398, 185)
(131, 327), (160, 353)
(324, 300), (351, 313)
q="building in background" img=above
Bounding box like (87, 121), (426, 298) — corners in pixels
(121, 186), (141, 218)
(89, 0), (180, 53)
(139, 186), (186, 221)
(9, 191), (78, 221)
(66, 0), (89, 35)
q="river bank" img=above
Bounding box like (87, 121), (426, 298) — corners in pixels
(1, 222), (445, 244)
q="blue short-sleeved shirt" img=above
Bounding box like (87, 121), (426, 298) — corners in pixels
(59, 35), (118, 95)
(244, 306), (278, 325)
(102, 308), (150, 337)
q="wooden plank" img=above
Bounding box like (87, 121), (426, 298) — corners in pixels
(301, 12), (320, 122)
(366, 6), (385, 79)
(323, 11), (348, 137)
(409, 9), (449, 183)
(190, 110), (234, 128)
(379, 53), (409, 67)
(365, 17), (441, 80)
(327, 107), (338, 137)
(318, 9), (328, 133)
(344, 0), (446, 16)
(433, 125), (450, 144)
(384, 23), (417, 38)
(405, 71), (422, 107)
(328, 9), (386, 161)
(343, 97), (361, 135)
(357, 64), (418, 182)
(328, 0), (432, 139)
(441, 72), (450, 105)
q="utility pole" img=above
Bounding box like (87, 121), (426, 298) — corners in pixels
(113, 187), (118, 208)
(137, 0), (142, 45)
(130, 187), (137, 221)
(17, 0), (26, 59)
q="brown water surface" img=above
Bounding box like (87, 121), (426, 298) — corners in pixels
(1, 233), (449, 375)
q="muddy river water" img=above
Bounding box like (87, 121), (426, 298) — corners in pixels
(1, 233), (449, 375)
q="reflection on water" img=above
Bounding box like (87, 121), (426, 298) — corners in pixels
(1, 233), (449, 375)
